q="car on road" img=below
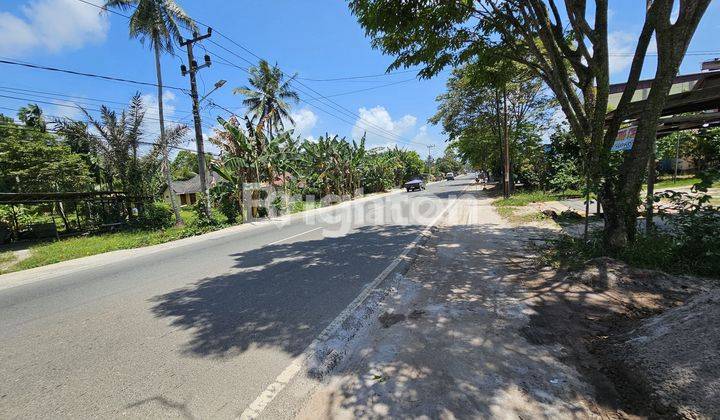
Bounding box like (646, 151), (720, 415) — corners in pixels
(403, 178), (425, 192)
(445, 172), (455, 181)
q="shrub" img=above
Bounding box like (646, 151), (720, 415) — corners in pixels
(211, 184), (241, 224)
(550, 160), (582, 192)
(192, 193), (216, 227)
(134, 201), (173, 230)
(544, 217), (720, 278)
(654, 172), (720, 276)
(217, 196), (241, 223)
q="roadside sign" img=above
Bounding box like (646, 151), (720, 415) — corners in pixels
(611, 126), (637, 151)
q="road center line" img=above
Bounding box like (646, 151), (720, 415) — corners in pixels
(265, 227), (323, 246)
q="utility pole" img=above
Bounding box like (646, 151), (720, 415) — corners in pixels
(502, 83), (511, 198)
(180, 28), (213, 218)
(426, 144), (435, 175)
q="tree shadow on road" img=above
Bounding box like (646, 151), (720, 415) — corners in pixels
(305, 220), (610, 418)
(149, 224), (424, 359)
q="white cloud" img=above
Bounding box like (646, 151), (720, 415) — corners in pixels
(50, 99), (83, 120)
(608, 31), (637, 75)
(607, 30), (659, 76)
(0, 0), (109, 56)
(289, 108), (317, 139)
(141, 91), (179, 141)
(351, 106), (417, 147)
(411, 125), (432, 144)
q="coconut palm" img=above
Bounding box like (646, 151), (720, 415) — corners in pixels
(104, 0), (196, 225)
(234, 60), (300, 143)
(17, 104), (46, 132)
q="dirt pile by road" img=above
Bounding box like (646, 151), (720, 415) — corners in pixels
(523, 256), (718, 418)
(612, 288), (720, 418)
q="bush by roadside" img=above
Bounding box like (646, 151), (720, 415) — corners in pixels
(132, 201), (174, 230)
(541, 231), (719, 279)
(541, 176), (720, 278)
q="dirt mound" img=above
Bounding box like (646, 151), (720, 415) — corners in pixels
(613, 289), (720, 418)
(522, 257), (718, 418)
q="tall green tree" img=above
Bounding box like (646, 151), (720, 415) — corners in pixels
(0, 115), (92, 229)
(171, 150), (211, 181)
(234, 59), (300, 142)
(658, 129), (720, 173)
(349, 0), (712, 248)
(17, 104), (46, 132)
(104, 0), (196, 226)
(431, 59), (552, 195)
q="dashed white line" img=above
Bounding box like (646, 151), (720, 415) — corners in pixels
(265, 227), (323, 246)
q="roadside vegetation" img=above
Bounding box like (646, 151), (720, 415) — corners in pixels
(542, 174), (720, 278)
(0, 91), (446, 273)
(1, 69), (457, 273)
(493, 190), (582, 207)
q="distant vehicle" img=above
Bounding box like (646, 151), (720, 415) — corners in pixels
(445, 172), (455, 181)
(403, 178), (425, 192)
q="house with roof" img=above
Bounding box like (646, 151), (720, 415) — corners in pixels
(161, 172), (221, 206)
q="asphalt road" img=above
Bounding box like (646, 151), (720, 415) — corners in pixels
(0, 177), (473, 419)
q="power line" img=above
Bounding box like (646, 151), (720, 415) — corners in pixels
(212, 45), (428, 146)
(0, 58), (188, 92)
(317, 78), (417, 98)
(297, 68), (419, 82)
(0, 86), (198, 116)
(0, 92), (212, 128)
(0, 83), (217, 130)
(206, 49), (426, 147)
(198, 32), (427, 145)
(0, 120), (219, 157)
(71, 0), (429, 147)
(609, 51), (720, 57)
(204, 42), (425, 145)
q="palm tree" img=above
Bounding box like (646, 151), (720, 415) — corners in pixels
(80, 94), (146, 194)
(17, 104), (46, 132)
(104, 0), (196, 225)
(234, 60), (300, 143)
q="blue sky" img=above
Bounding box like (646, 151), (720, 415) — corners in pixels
(1, 0), (719, 157)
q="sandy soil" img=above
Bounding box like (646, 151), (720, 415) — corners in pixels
(521, 256), (719, 418)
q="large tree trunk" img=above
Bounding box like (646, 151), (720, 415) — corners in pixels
(601, 0), (711, 248)
(155, 46), (184, 226)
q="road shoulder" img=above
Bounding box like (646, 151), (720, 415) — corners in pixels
(295, 191), (601, 418)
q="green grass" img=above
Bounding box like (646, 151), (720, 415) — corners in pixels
(653, 177), (702, 189)
(289, 200), (322, 214)
(494, 206), (550, 224)
(541, 231), (720, 279)
(0, 199), (340, 275)
(0, 251), (15, 267)
(1, 192), (406, 275)
(0, 208), (229, 275)
(493, 190), (582, 207)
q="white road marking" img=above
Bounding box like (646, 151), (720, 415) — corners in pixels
(239, 184), (469, 420)
(265, 227), (323, 246)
